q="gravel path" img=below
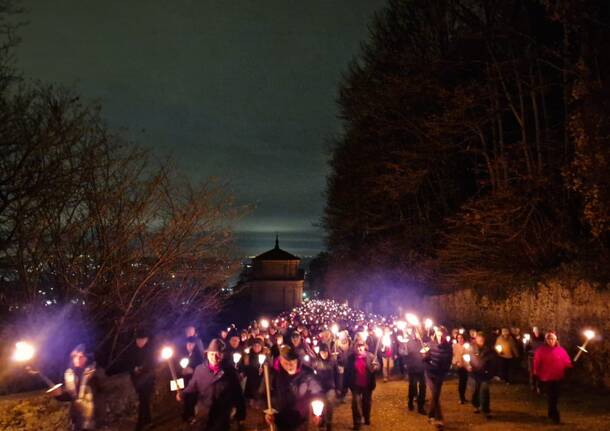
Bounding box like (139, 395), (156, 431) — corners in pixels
(130, 376), (610, 430)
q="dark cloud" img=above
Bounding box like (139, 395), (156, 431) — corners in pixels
(15, 0), (385, 255)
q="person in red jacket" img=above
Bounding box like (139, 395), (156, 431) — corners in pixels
(533, 331), (572, 424)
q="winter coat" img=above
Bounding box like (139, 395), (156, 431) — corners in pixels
(268, 366), (324, 431)
(243, 351), (264, 399)
(56, 365), (102, 430)
(313, 357), (337, 392)
(343, 351), (378, 392)
(495, 335), (520, 359)
(424, 340), (453, 378)
(469, 346), (496, 382)
(405, 338), (426, 374)
(129, 342), (156, 393)
(183, 361), (246, 431)
(533, 345), (572, 382)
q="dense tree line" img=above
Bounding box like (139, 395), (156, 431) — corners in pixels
(0, 1), (243, 374)
(324, 0), (610, 302)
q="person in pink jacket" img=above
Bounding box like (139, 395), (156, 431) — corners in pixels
(533, 331), (572, 424)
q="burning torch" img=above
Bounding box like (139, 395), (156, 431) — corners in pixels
(12, 341), (60, 392)
(574, 329), (597, 362)
(311, 399), (325, 422)
(161, 345), (184, 392)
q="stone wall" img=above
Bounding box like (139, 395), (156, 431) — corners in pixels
(418, 279), (610, 387)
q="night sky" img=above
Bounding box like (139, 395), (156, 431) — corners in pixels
(15, 0), (385, 256)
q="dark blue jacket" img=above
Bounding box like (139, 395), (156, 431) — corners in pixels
(424, 340), (452, 377)
(269, 367), (323, 431)
(405, 339), (426, 374)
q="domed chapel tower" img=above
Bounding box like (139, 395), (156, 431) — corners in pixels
(244, 235), (304, 312)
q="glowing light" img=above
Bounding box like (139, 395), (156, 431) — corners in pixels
(311, 399), (324, 416)
(397, 321), (407, 331)
(260, 319), (270, 330)
(382, 334), (392, 348)
(244, 347), (250, 354)
(584, 330), (595, 340)
(258, 354), (266, 365)
(161, 346), (174, 360)
(424, 319), (433, 330)
(463, 343), (471, 350)
(331, 324), (339, 335)
(314, 346), (320, 354)
(463, 354), (471, 363)
(495, 345), (503, 354)
(374, 327), (383, 338)
(304, 354), (310, 362)
(233, 353), (242, 364)
(13, 341), (35, 362)
(459, 328), (465, 334)
(406, 313), (420, 326)
(179, 358), (189, 369)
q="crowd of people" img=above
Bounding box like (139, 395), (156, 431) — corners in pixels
(42, 300), (577, 430)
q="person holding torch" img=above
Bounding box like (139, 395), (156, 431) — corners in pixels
(467, 332), (496, 419)
(263, 344), (324, 431)
(312, 343), (338, 431)
(51, 344), (102, 431)
(178, 338), (246, 430)
(533, 331), (572, 424)
(422, 326), (452, 430)
(179, 336), (204, 423)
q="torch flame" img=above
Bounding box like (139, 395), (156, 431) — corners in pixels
(233, 352), (242, 364)
(258, 354), (266, 365)
(13, 341), (35, 362)
(331, 324), (339, 335)
(311, 399), (324, 416)
(161, 346), (174, 360)
(424, 319), (433, 330)
(584, 329), (595, 340)
(405, 313), (420, 326)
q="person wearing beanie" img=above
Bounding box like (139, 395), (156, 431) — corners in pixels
(178, 338), (246, 430)
(533, 331), (572, 424)
(264, 344), (324, 431)
(51, 344), (102, 430)
(129, 329), (156, 431)
(313, 343), (338, 430)
(180, 336), (204, 423)
(423, 326), (453, 430)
